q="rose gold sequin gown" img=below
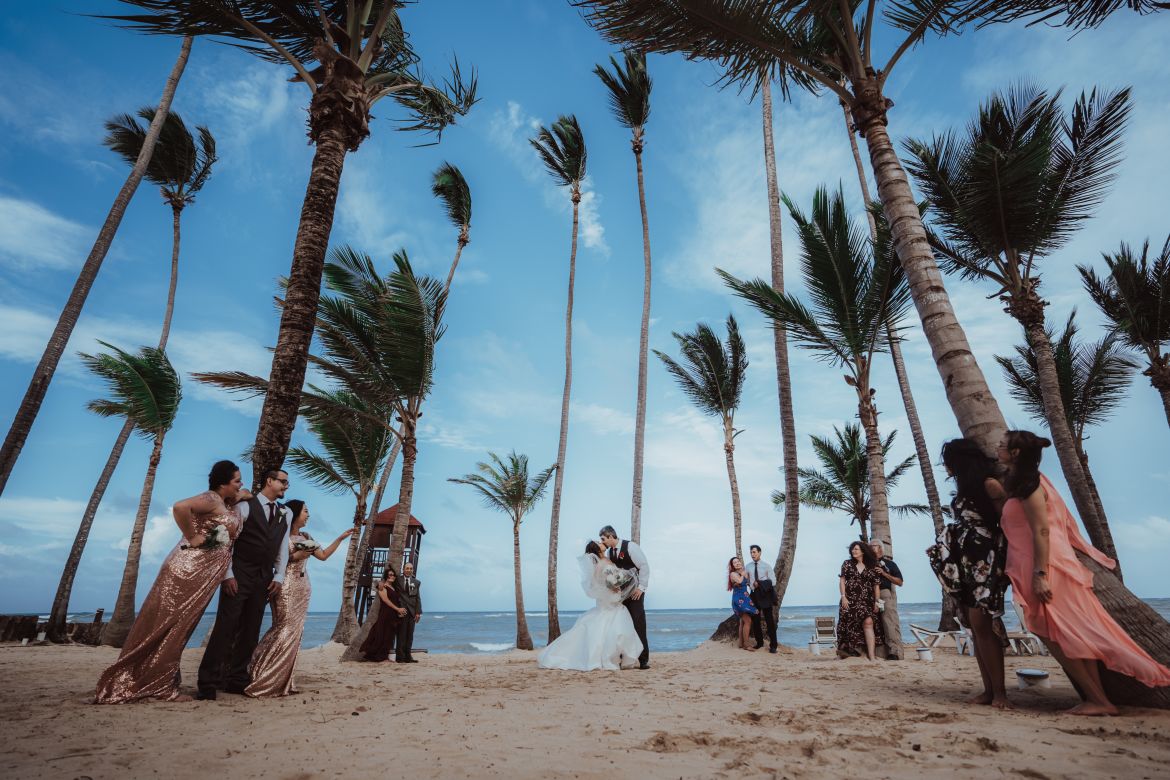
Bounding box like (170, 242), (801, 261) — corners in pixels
(94, 493), (241, 704)
(245, 534), (311, 697)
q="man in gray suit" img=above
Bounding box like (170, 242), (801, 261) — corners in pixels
(395, 562), (423, 663)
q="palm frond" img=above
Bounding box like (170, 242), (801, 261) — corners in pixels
(449, 450), (555, 522)
(593, 49), (652, 131)
(1079, 236), (1170, 353)
(80, 342), (182, 437)
(530, 115), (587, 188)
(431, 162), (472, 232)
(655, 315), (747, 418)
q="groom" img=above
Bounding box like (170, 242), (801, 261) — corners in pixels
(599, 525), (650, 670)
(197, 468), (292, 700)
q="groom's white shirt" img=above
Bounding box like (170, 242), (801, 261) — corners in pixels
(611, 540), (650, 592)
(223, 495), (292, 584)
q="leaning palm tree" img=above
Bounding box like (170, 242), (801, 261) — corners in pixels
(1079, 237), (1170, 429)
(997, 310), (1138, 565)
(286, 390), (392, 643)
(47, 108), (216, 643)
(654, 315), (749, 560)
(904, 84), (1131, 563)
(530, 115), (587, 642)
(772, 424), (929, 542)
(0, 38), (191, 497)
(449, 452), (556, 651)
(106, 2), (476, 490)
(594, 50), (654, 546)
(432, 162), (472, 295)
(84, 344), (182, 647)
(720, 185), (912, 552)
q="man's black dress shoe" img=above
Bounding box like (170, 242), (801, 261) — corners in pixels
(224, 684), (247, 694)
(195, 689), (216, 701)
(639, 662), (650, 670)
(769, 647), (778, 654)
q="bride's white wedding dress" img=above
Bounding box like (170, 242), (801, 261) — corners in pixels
(537, 553), (644, 671)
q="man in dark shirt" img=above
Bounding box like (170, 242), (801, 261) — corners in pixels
(870, 539), (904, 660)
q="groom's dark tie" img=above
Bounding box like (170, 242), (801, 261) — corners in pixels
(267, 501), (276, 527)
(754, 562), (759, 584)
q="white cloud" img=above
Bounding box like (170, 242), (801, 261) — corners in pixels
(570, 401), (634, 437)
(0, 196), (93, 272)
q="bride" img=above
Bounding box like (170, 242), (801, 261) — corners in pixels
(537, 541), (644, 671)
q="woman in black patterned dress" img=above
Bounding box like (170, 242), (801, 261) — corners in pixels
(928, 438), (1011, 708)
(836, 541), (884, 660)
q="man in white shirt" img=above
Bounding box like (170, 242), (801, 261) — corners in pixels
(600, 525), (650, 669)
(197, 469), (292, 700)
(746, 544), (779, 653)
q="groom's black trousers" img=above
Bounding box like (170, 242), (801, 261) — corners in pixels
(623, 596), (650, 665)
(750, 602), (779, 650)
(198, 562), (272, 694)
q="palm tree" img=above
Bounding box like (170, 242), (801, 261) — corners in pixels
(759, 80), (802, 612)
(449, 452), (556, 651)
(773, 424), (929, 541)
(0, 37), (192, 497)
(997, 310), (1138, 567)
(594, 50), (654, 546)
(720, 186), (912, 552)
(572, 0), (1010, 455)
(47, 108), (216, 643)
(654, 315), (749, 560)
(285, 390), (392, 643)
(530, 115), (587, 642)
(83, 344), (182, 647)
(106, 2), (476, 490)
(1079, 237), (1170, 429)
(904, 84), (1131, 563)
(432, 162), (472, 295)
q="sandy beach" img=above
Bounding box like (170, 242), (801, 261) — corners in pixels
(2, 642), (1168, 779)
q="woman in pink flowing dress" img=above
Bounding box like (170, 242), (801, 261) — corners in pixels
(94, 460), (244, 704)
(998, 430), (1170, 715)
(245, 500), (351, 698)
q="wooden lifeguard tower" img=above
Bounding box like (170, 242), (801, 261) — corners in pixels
(354, 504), (426, 624)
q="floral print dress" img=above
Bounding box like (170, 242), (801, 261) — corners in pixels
(928, 495), (1009, 618)
(836, 561), (884, 656)
(731, 577), (758, 616)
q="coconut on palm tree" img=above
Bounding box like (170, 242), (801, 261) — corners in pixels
(772, 424), (929, 542)
(530, 114), (587, 642)
(654, 315), (749, 560)
(721, 185), (912, 553)
(432, 162), (472, 295)
(904, 84), (1131, 563)
(46, 109), (216, 642)
(1079, 237), (1170, 428)
(81, 344), (182, 647)
(449, 452), (556, 651)
(0, 38), (192, 498)
(106, 2), (476, 491)
(594, 50), (654, 546)
(285, 390), (392, 642)
(997, 310), (1138, 562)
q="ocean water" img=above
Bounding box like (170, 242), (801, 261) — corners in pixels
(65, 597), (1170, 654)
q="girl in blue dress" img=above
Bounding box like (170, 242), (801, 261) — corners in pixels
(728, 557), (759, 651)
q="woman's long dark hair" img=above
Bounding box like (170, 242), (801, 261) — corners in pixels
(848, 541), (877, 568)
(726, 557), (742, 591)
(585, 540), (604, 557)
(284, 499), (308, 537)
(208, 460), (238, 490)
(1003, 430), (1051, 500)
(941, 438), (1001, 526)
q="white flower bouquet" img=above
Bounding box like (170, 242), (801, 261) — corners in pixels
(200, 524), (231, 550)
(293, 539), (321, 553)
(604, 567), (634, 593)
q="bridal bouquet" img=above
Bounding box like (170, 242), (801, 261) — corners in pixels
(200, 524), (231, 551)
(604, 567), (634, 593)
(293, 539), (321, 553)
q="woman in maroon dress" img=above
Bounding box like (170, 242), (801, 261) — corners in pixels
(360, 567), (407, 662)
(836, 541), (885, 660)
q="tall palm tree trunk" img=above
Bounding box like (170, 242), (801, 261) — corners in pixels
(513, 517), (534, 650)
(1148, 357), (1170, 428)
(386, 423), (419, 581)
(250, 128), (351, 491)
(46, 201), (188, 642)
(546, 193), (581, 643)
(762, 82), (801, 607)
(1017, 315), (1121, 569)
(443, 238), (467, 296)
(101, 431), (168, 647)
(341, 435), (402, 660)
(723, 418), (744, 560)
(857, 390), (890, 548)
(842, 102), (954, 627)
(330, 496), (368, 644)
(1078, 446), (1108, 544)
(0, 37), (192, 498)
(629, 138), (652, 545)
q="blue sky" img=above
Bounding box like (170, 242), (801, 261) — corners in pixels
(1, 3), (1168, 619)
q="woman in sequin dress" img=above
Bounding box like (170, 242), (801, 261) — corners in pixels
(245, 500), (352, 697)
(836, 541), (884, 660)
(94, 460), (244, 704)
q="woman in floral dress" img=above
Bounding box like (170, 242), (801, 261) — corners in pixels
(928, 438), (1012, 708)
(837, 541), (884, 660)
(728, 557), (758, 651)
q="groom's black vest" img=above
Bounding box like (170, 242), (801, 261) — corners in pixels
(611, 541), (639, 572)
(233, 496), (287, 575)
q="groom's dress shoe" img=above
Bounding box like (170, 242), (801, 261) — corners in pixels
(224, 684), (247, 695)
(639, 662), (650, 670)
(769, 647), (778, 654)
(196, 689), (216, 701)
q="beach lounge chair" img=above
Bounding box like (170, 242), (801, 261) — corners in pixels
(1008, 601), (1048, 656)
(909, 623), (964, 650)
(808, 616), (837, 654)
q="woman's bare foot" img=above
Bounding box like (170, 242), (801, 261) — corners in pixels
(171, 694), (194, 703)
(1067, 702), (1118, 717)
(989, 696), (1014, 710)
(967, 691), (993, 705)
